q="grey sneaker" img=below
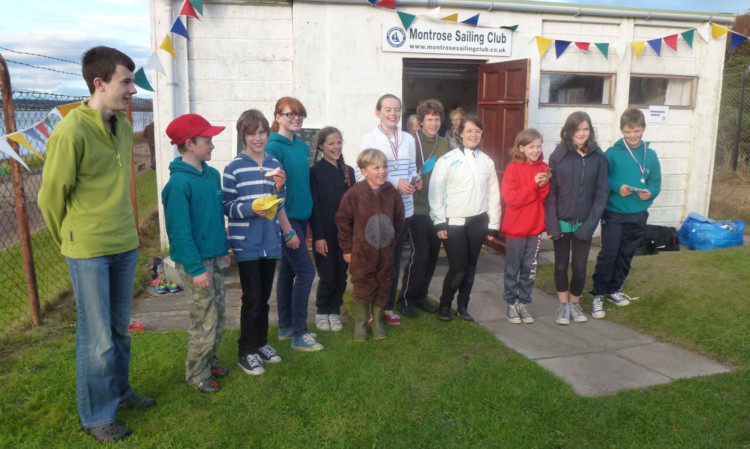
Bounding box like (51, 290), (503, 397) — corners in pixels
(506, 303), (521, 324)
(258, 344), (282, 363)
(328, 314), (343, 332)
(291, 333), (324, 352)
(555, 303), (570, 325)
(516, 302), (535, 324)
(592, 296), (605, 319)
(315, 314), (331, 331)
(606, 291), (631, 306)
(570, 302), (588, 322)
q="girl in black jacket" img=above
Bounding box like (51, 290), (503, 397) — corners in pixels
(544, 111), (609, 325)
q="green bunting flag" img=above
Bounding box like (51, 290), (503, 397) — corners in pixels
(595, 42), (609, 58)
(500, 24), (518, 31)
(681, 29), (695, 48)
(189, 0), (203, 15)
(397, 11), (415, 30)
(133, 68), (155, 92)
(0, 166), (7, 176)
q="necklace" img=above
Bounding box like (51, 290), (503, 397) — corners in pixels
(622, 139), (648, 184)
(378, 124), (400, 169)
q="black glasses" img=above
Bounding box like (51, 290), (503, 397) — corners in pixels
(279, 112), (306, 119)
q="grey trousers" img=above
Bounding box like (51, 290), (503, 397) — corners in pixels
(503, 235), (542, 305)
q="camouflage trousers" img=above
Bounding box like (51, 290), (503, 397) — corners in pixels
(176, 256), (228, 387)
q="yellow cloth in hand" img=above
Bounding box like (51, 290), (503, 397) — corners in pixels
(251, 195), (283, 220)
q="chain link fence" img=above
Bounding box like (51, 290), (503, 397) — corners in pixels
(715, 62), (750, 175)
(0, 89), (152, 340)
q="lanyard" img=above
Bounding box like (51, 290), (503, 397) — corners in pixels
(622, 139), (648, 184)
(378, 125), (400, 162)
(414, 131), (438, 171)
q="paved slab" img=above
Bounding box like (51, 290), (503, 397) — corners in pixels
(131, 246), (734, 397)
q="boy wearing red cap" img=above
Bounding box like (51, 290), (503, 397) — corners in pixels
(162, 113), (231, 394)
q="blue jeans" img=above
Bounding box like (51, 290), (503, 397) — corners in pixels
(277, 219), (315, 338)
(66, 248), (138, 428)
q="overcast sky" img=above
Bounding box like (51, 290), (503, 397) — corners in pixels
(2, 0), (748, 97)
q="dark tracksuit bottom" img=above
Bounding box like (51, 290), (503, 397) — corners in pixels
(399, 214), (441, 308)
(503, 235), (542, 305)
(312, 235), (348, 315)
(552, 233), (592, 297)
(237, 258), (277, 357)
(591, 210), (648, 296)
(440, 213), (488, 308)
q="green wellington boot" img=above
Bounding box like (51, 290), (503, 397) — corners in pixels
(353, 302), (369, 342)
(372, 306), (388, 340)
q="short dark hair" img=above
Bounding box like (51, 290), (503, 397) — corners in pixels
(458, 114), (483, 135)
(81, 46), (135, 94)
(236, 109), (270, 143)
(416, 98), (445, 124)
(620, 108), (646, 129)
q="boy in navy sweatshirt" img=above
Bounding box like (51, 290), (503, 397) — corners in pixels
(590, 109), (661, 318)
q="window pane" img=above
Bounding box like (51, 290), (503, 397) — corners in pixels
(629, 77), (693, 106)
(540, 73), (611, 105)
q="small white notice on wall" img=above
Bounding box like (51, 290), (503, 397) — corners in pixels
(648, 105), (669, 123)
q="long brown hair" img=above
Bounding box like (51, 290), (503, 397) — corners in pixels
(510, 128), (543, 163)
(314, 126), (352, 187)
(559, 111), (596, 153)
(271, 97), (307, 133)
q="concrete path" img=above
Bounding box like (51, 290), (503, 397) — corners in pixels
(131, 248), (732, 397)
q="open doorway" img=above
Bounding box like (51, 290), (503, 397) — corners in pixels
(402, 58), (481, 136)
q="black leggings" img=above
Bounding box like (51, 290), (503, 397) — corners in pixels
(440, 213), (489, 308)
(552, 233), (592, 297)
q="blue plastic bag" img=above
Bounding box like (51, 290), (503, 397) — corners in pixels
(677, 212), (745, 250)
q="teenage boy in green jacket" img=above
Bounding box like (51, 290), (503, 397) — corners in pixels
(590, 108), (661, 318)
(161, 114), (230, 394)
(38, 46), (154, 443)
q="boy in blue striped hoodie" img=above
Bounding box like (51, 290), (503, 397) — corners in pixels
(223, 109), (292, 375)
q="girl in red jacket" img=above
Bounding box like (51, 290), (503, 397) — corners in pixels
(501, 129), (550, 324)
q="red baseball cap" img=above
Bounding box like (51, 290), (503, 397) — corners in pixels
(166, 114), (225, 145)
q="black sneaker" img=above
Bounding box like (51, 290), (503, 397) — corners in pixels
(397, 300), (418, 318)
(195, 376), (221, 394)
(238, 354), (265, 375)
(437, 305), (452, 321)
(258, 345), (282, 364)
(210, 365), (230, 378)
(417, 300), (438, 313)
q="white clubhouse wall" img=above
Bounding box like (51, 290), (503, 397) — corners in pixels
(150, 0), (728, 247)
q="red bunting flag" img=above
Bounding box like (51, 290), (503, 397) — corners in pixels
(377, 0), (396, 10)
(180, 0), (200, 20)
(575, 42), (590, 51)
(664, 34), (678, 51)
(35, 122), (51, 139)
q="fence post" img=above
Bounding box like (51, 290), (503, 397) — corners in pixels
(0, 54), (42, 326)
(732, 62), (750, 173)
(126, 102), (139, 230)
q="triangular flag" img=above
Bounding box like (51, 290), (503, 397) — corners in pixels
(0, 139), (31, 171)
(7, 133), (44, 160)
(697, 22), (710, 42)
(647, 38), (662, 56)
(632, 41), (646, 59)
(397, 11), (416, 30)
(22, 128), (46, 145)
(56, 102), (81, 118)
(44, 116), (54, 128)
(189, 0), (203, 15)
(170, 17), (191, 41)
(441, 13), (458, 22)
(133, 68), (155, 92)
(500, 24), (518, 31)
(681, 29), (695, 48)
(146, 52), (167, 77)
(612, 42), (629, 62)
(729, 32), (749, 51)
(595, 42), (609, 58)
(159, 36), (177, 60)
(664, 34), (678, 51)
(367, 0), (377, 4)
(180, 0), (200, 19)
(377, 0), (395, 9)
(535, 37), (553, 58)
(711, 23), (729, 39)
(575, 42), (590, 51)
(461, 14), (480, 27)
(0, 166), (7, 176)
(426, 7), (442, 20)
(34, 122), (51, 139)
(555, 40), (571, 59)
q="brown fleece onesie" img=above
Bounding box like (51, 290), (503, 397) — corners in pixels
(335, 180), (405, 307)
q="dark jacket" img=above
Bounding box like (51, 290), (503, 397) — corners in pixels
(310, 159), (356, 243)
(544, 141), (609, 241)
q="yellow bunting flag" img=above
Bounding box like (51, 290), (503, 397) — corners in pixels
(631, 41), (645, 59)
(441, 13), (458, 22)
(711, 23), (730, 39)
(535, 37), (553, 58)
(6, 133), (45, 160)
(159, 35), (177, 60)
(56, 101), (82, 118)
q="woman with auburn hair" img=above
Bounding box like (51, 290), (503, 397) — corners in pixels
(265, 97), (323, 352)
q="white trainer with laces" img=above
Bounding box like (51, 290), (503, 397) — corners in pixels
(606, 291), (634, 306)
(328, 314), (343, 332)
(592, 296), (605, 319)
(315, 314), (331, 331)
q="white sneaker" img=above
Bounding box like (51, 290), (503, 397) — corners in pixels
(315, 314), (330, 331)
(592, 296), (605, 319)
(606, 292), (632, 306)
(570, 303), (588, 322)
(328, 314), (343, 332)
(506, 303), (521, 324)
(555, 303), (570, 325)
(516, 302), (535, 324)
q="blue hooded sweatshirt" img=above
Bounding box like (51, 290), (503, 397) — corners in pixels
(162, 157), (229, 276)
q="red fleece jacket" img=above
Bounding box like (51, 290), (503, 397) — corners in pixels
(501, 159), (550, 238)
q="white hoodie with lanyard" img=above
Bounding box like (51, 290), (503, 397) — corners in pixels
(428, 146), (500, 230)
